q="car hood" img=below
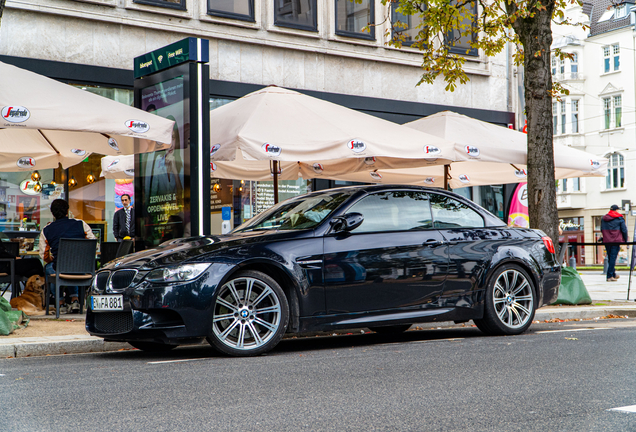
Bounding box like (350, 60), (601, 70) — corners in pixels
(102, 230), (313, 271)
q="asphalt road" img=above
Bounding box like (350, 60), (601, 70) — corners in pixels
(2, 320), (636, 432)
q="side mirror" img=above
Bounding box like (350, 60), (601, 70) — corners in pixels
(331, 212), (364, 233)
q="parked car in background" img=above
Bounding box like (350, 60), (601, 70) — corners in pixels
(86, 185), (561, 356)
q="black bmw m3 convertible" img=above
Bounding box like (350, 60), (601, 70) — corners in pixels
(86, 185), (560, 356)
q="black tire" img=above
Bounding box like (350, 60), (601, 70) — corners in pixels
(474, 264), (536, 336)
(128, 341), (178, 352)
(207, 270), (289, 357)
(368, 324), (412, 334)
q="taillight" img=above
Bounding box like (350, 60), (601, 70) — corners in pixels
(542, 236), (556, 254)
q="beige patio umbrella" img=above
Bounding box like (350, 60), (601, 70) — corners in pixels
(0, 60), (174, 171)
(100, 155), (135, 179)
(313, 111), (607, 187)
(209, 86), (454, 201)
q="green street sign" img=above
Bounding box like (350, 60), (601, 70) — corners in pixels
(134, 38), (209, 78)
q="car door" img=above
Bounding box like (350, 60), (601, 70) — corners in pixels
(429, 193), (498, 308)
(324, 190), (449, 314)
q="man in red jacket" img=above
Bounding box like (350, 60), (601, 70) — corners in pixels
(601, 204), (628, 282)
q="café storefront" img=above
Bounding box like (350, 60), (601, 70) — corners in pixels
(0, 49), (516, 248)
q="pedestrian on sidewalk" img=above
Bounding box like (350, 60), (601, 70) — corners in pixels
(601, 204), (628, 282)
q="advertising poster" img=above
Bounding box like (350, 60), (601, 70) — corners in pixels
(507, 182), (529, 228)
(139, 76), (187, 246)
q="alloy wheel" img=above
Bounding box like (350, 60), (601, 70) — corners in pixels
(492, 269), (534, 329)
(212, 277), (282, 351)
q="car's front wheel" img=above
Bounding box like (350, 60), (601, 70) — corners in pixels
(474, 264), (536, 336)
(207, 270), (289, 356)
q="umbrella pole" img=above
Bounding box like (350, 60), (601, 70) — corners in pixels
(273, 160), (279, 204)
(443, 164), (449, 190)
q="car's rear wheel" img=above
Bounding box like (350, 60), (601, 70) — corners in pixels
(474, 264), (535, 336)
(207, 270), (289, 356)
(368, 324), (412, 334)
(128, 341), (178, 352)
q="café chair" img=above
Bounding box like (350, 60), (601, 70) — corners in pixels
(45, 238), (98, 318)
(99, 239), (133, 267)
(0, 241), (20, 299)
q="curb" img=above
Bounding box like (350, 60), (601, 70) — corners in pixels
(0, 336), (131, 358)
(2, 306), (636, 359)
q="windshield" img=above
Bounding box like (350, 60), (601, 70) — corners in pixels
(233, 190), (355, 232)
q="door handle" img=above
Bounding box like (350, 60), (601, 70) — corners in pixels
(423, 239), (444, 247)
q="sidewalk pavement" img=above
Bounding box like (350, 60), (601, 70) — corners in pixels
(2, 269), (636, 359)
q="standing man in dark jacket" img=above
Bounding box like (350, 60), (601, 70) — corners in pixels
(601, 204), (628, 282)
(113, 194), (134, 242)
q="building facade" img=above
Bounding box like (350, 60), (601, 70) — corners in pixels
(0, 0), (519, 240)
(553, 0), (636, 266)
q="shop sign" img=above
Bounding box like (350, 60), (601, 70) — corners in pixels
(19, 180), (40, 196)
(559, 218), (581, 231)
(134, 38), (209, 78)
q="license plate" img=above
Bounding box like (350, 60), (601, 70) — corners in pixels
(91, 295), (124, 311)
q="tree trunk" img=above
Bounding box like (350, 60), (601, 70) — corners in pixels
(0, 0), (5, 34)
(509, 2), (560, 247)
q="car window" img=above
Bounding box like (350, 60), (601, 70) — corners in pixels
(430, 194), (484, 228)
(233, 190), (354, 232)
(347, 191), (433, 233)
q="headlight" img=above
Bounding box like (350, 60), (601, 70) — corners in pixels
(145, 263), (211, 283)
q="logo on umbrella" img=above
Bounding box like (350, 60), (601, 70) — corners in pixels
(590, 159), (600, 169)
(514, 169), (527, 178)
(458, 174), (470, 183)
(107, 159), (120, 169)
(16, 157), (35, 169)
(349, 139), (367, 153)
(262, 143), (282, 156)
(210, 144), (221, 156)
(210, 162), (217, 172)
(126, 120), (150, 134)
(71, 149), (86, 156)
(424, 146), (441, 156)
(465, 146), (480, 157)
(125, 169), (134, 177)
(108, 138), (120, 151)
(312, 163), (324, 174)
(424, 177), (435, 184)
(364, 157), (376, 165)
(2, 106), (30, 123)
(369, 171), (382, 180)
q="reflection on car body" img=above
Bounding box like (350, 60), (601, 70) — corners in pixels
(86, 185), (561, 356)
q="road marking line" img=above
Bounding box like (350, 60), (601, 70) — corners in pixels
(147, 358), (208, 365)
(608, 405), (636, 413)
(536, 328), (608, 334)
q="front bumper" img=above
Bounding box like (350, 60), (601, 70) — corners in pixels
(85, 263), (235, 344)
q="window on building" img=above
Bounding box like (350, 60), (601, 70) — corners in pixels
(604, 44), (620, 72)
(134, 0), (186, 10)
(570, 53), (578, 78)
(571, 99), (579, 133)
(559, 58), (565, 75)
(606, 153), (625, 189)
(208, 0), (254, 22)
(603, 95), (623, 129)
(335, 0), (375, 40)
(553, 101), (558, 135)
(614, 95), (622, 127)
(391, 3), (425, 47)
(551, 56), (557, 75)
(274, 0), (317, 31)
(560, 101), (566, 134)
(615, 4), (627, 19)
(562, 178), (581, 193)
(445, 1), (478, 56)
